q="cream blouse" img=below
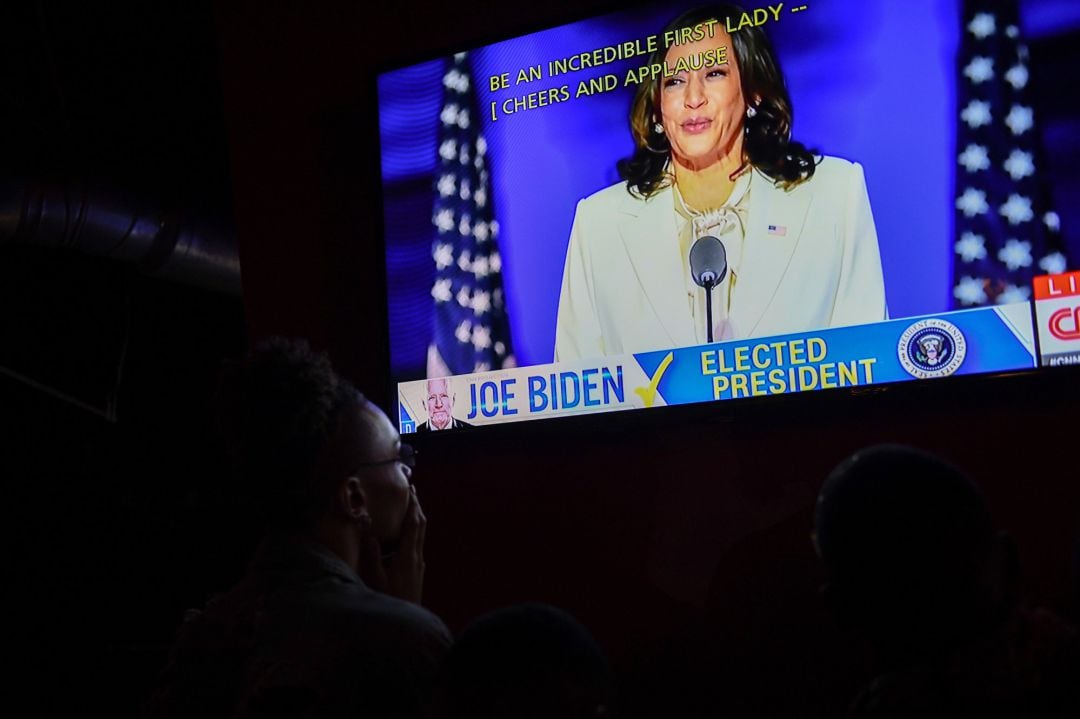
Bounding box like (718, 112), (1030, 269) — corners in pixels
(672, 168), (752, 343)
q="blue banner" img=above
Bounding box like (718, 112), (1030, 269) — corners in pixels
(399, 304), (1035, 431)
(635, 304), (1034, 405)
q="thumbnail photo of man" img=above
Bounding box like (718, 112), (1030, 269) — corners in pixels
(415, 377), (473, 432)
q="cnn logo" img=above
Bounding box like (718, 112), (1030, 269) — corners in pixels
(1049, 306), (1080, 341)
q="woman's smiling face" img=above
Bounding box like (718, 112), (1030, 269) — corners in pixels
(659, 27), (747, 170)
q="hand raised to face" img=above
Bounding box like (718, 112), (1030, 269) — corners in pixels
(359, 485), (426, 605)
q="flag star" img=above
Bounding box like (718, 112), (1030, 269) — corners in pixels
(472, 324), (492, 350)
(473, 361), (490, 373)
(996, 284), (1031, 304)
(476, 136), (487, 156)
(955, 232), (987, 262)
(472, 255), (489, 278)
(458, 214), (472, 236)
(454, 319), (472, 344)
(457, 249), (472, 272)
(961, 100), (992, 128)
(968, 13), (996, 39)
(471, 290), (491, 315)
(474, 187), (487, 209)
(954, 276), (988, 305)
(437, 173), (456, 198)
(1039, 252), (1067, 274)
(1005, 25), (1019, 39)
(490, 220), (500, 238)
(1003, 149), (1034, 181)
(998, 238), (1033, 270)
(433, 243), (454, 269)
(444, 70), (469, 94)
(999, 194), (1033, 225)
(956, 188), (989, 217)
(433, 208), (455, 233)
(493, 288), (503, 308)
(459, 179), (471, 200)
(431, 278), (452, 303)
(958, 144), (990, 172)
(1044, 211), (1061, 233)
(1005, 64), (1028, 90)
(473, 221), (489, 242)
(494, 341), (506, 356)
(454, 52), (467, 62)
(457, 109), (470, 130)
(963, 56), (994, 84)
(456, 286), (471, 308)
(1005, 105), (1034, 135)
(459, 144), (471, 165)
(438, 138), (457, 161)
(439, 104), (459, 127)
(489, 252), (502, 273)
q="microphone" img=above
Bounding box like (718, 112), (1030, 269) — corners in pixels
(689, 236), (728, 343)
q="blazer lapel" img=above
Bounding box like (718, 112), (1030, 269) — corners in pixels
(616, 187), (697, 349)
(732, 168), (814, 336)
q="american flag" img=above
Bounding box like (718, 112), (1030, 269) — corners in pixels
(428, 52), (515, 377)
(952, 0), (1070, 308)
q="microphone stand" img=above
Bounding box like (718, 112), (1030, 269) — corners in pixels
(702, 273), (717, 343)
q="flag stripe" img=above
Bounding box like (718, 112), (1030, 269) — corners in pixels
(430, 53), (515, 376)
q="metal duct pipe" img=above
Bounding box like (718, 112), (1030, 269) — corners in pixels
(0, 179), (241, 295)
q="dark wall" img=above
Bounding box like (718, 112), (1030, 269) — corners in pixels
(5, 2), (246, 714)
(3, 267), (247, 715)
(4, 1), (1076, 717)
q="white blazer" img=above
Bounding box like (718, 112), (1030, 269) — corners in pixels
(554, 156), (887, 362)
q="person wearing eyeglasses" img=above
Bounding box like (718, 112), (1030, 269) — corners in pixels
(149, 338), (450, 719)
(416, 377), (472, 432)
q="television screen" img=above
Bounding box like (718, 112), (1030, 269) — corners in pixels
(377, 0), (1078, 433)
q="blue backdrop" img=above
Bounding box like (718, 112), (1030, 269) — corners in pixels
(379, 0), (1080, 379)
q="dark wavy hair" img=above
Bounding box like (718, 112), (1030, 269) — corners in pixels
(218, 337), (362, 531)
(617, 4), (818, 197)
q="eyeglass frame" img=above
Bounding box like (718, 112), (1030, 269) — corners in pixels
(354, 443), (418, 470)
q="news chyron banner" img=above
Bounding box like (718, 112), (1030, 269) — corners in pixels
(398, 304), (1036, 432)
(1034, 271), (1080, 367)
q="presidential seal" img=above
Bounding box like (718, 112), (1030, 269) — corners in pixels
(897, 319), (967, 379)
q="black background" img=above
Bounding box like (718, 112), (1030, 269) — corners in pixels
(3, 1), (1077, 715)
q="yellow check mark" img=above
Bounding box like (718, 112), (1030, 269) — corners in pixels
(633, 351), (674, 408)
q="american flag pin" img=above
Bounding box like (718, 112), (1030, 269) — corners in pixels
(768, 224), (787, 236)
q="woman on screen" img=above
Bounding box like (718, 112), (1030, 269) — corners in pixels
(554, 4), (887, 363)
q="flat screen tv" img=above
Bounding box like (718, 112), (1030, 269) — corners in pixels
(377, 0), (1079, 434)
